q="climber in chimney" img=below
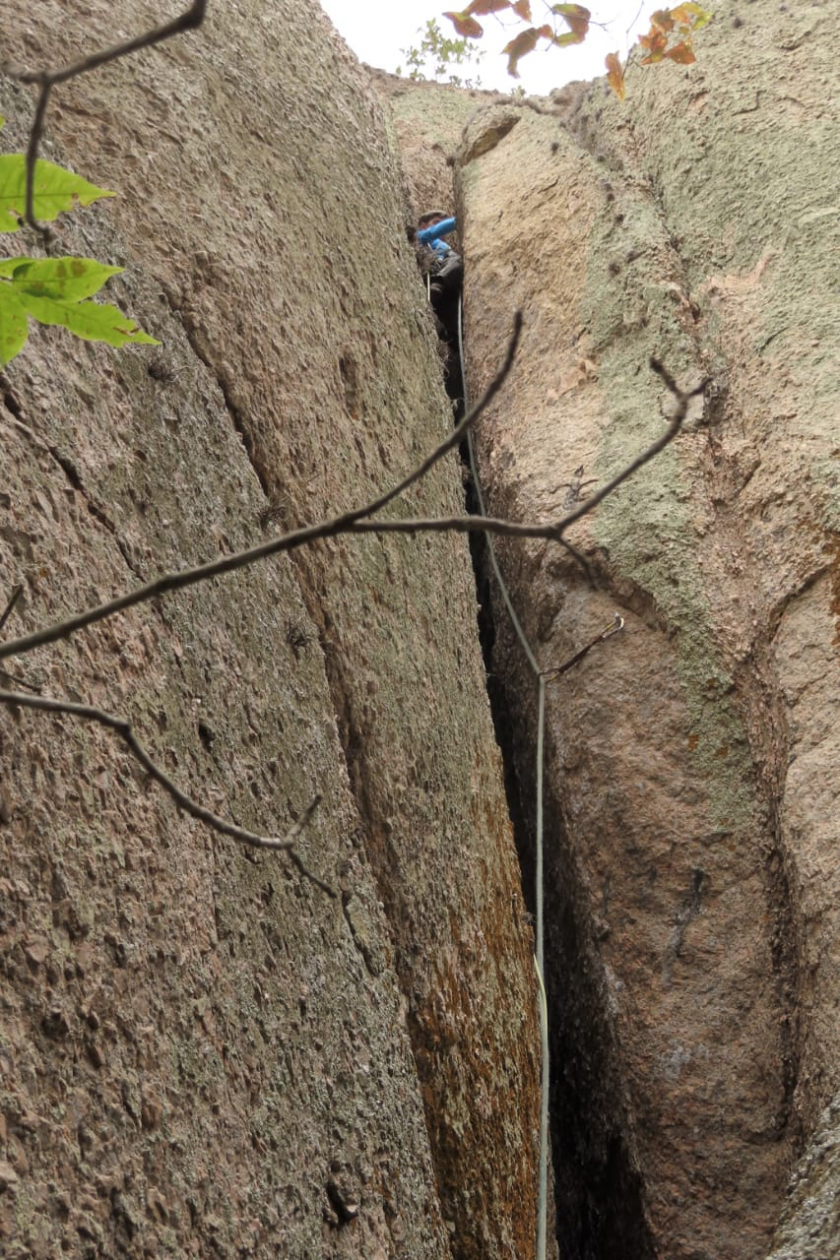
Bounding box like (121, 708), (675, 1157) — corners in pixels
(412, 210), (464, 407)
(416, 210), (462, 311)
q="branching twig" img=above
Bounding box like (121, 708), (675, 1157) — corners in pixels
(0, 343), (699, 665)
(0, 315), (523, 662)
(8, 1), (208, 239)
(0, 687), (332, 895)
(0, 587), (39, 690)
(559, 357), (707, 532)
(0, 667), (41, 694)
(360, 311), (522, 519)
(0, 340), (695, 895)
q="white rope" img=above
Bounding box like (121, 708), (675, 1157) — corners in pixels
(457, 295), (550, 1260)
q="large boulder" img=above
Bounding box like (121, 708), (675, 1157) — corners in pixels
(452, 1), (838, 1257)
(0, 3), (539, 1257)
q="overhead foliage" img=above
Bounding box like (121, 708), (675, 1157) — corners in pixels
(0, 130), (158, 366)
(636, 3), (711, 65)
(441, 2), (712, 89)
(396, 17), (486, 86)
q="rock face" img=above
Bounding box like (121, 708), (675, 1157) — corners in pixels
(2, 2), (837, 1257)
(0, 4), (540, 1258)
(445, 1), (838, 1257)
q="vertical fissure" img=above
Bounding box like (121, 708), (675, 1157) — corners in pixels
(451, 280), (655, 1257)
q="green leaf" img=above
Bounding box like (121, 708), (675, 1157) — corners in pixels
(0, 285), (29, 367)
(0, 155), (115, 233)
(0, 253), (158, 364)
(19, 292), (159, 349)
(11, 256), (124, 301)
(551, 29), (586, 46)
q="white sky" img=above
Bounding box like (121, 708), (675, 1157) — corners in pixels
(318, 1), (661, 95)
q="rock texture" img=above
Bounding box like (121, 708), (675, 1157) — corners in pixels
(444, 1), (838, 1257)
(766, 1087), (840, 1260)
(0, 3), (540, 1258)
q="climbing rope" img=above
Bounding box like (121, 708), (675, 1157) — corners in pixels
(457, 294), (550, 1260)
(456, 294), (623, 1260)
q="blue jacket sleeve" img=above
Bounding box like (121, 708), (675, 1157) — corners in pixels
(417, 216), (457, 245)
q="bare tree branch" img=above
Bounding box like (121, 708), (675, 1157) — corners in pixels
(7, 1), (208, 238)
(0, 314), (523, 662)
(0, 343), (696, 666)
(0, 588), (40, 690)
(0, 687), (333, 895)
(358, 310), (521, 520)
(0, 342), (694, 896)
(558, 358), (708, 531)
(0, 668), (41, 694)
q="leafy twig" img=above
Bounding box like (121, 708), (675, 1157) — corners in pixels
(0, 687), (332, 895)
(8, 1), (208, 239)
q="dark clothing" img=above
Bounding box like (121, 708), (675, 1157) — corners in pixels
(415, 216), (462, 322)
(414, 215), (464, 409)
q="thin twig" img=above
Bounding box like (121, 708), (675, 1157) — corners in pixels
(355, 310), (522, 523)
(0, 667), (41, 694)
(542, 614), (625, 682)
(559, 358), (707, 531)
(0, 315), (523, 662)
(0, 347), (696, 665)
(0, 585), (23, 635)
(0, 688), (333, 896)
(10, 0), (208, 238)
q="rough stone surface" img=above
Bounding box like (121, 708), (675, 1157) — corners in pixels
(0, 4), (540, 1258)
(766, 1089), (840, 1260)
(446, 1), (838, 1257)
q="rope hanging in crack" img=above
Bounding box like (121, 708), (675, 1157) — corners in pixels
(457, 293), (550, 1260)
(456, 292), (625, 1260)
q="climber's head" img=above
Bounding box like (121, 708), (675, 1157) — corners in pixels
(418, 209), (448, 229)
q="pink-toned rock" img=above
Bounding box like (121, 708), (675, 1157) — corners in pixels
(454, 1), (839, 1256)
(0, 2), (537, 1257)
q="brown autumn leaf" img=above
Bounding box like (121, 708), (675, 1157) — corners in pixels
(650, 8), (675, 31)
(512, 0), (533, 19)
(551, 4), (591, 40)
(502, 24), (553, 77)
(443, 10), (485, 37)
(664, 40), (697, 63)
(605, 51), (626, 100)
(670, 2), (712, 30)
(639, 27), (668, 62)
(464, 0), (512, 14)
